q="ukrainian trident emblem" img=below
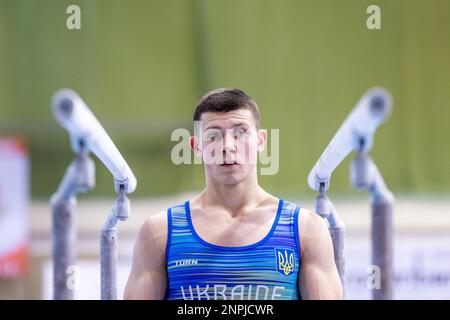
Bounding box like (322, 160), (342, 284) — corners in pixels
(275, 248), (295, 276)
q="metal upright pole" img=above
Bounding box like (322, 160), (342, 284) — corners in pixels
(51, 197), (76, 300)
(351, 152), (394, 300)
(100, 186), (130, 300)
(51, 143), (95, 300)
(371, 196), (393, 299)
(315, 183), (346, 294)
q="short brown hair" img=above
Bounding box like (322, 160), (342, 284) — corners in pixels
(193, 88), (260, 128)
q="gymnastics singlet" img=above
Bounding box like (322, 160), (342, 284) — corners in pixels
(165, 199), (302, 300)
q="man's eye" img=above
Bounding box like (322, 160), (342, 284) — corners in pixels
(235, 128), (246, 138)
(205, 131), (221, 141)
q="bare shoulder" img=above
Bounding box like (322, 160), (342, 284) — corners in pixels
(299, 209), (328, 231)
(145, 210), (168, 233)
(297, 208), (331, 256)
(136, 210), (168, 257)
(125, 210), (169, 300)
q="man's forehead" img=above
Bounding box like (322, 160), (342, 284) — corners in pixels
(200, 109), (255, 128)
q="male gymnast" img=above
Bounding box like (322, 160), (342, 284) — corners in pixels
(124, 88), (343, 300)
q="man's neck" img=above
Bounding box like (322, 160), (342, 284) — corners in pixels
(198, 175), (270, 215)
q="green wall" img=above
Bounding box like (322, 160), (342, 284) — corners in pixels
(0, 0), (449, 198)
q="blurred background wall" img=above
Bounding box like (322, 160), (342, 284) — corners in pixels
(0, 0), (449, 300)
(1, 0), (449, 199)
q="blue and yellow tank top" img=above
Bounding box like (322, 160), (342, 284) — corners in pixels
(165, 199), (302, 300)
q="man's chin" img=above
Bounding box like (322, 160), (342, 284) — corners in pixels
(214, 174), (245, 185)
(221, 179), (241, 185)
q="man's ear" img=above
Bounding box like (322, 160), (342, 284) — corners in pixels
(257, 129), (267, 153)
(189, 135), (202, 157)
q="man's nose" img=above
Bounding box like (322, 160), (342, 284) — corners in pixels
(222, 132), (236, 153)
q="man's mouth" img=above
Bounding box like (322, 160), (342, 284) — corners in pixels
(220, 161), (239, 166)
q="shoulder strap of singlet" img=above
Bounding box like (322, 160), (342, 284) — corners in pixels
(275, 200), (302, 258)
(166, 202), (192, 260)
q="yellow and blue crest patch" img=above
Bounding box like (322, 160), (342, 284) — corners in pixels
(275, 248), (296, 276)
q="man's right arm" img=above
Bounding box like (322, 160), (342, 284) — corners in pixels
(124, 211), (168, 300)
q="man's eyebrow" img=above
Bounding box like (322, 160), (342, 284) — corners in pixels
(233, 122), (250, 127)
(203, 126), (223, 131)
(204, 122), (250, 130)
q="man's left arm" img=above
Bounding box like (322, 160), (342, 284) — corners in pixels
(297, 210), (343, 300)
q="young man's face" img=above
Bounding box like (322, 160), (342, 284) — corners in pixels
(190, 109), (266, 185)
